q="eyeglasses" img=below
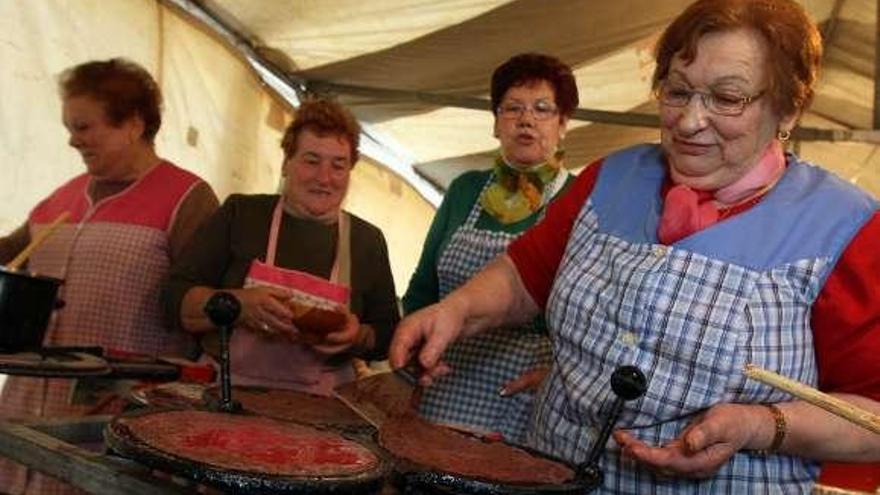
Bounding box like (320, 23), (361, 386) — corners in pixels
(496, 100), (559, 121)
(658, 83), (764, 116)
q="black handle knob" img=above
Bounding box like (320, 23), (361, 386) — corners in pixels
(203, 291), (241, 327)
(203, 291), (241, 414)
(610, 365), (648, 401)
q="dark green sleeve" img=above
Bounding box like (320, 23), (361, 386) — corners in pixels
(355, 227), (400, 361)
(161, 195), (239, 332)
(401, 171), (486, 314)
(400, 189), (451, 315)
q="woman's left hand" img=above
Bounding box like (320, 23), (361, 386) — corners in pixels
(613, 403), (769, 479)
(308, 311), (371, 356)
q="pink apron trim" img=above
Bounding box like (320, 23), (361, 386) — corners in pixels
(246, 261), (349, 306)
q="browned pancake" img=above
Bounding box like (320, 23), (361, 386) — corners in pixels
(379, 414), (574, 485)
(206, 385), (367, 428)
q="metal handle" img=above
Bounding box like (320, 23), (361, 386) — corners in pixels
(203, 291), (242, 413)
(577, 365), (647, 486)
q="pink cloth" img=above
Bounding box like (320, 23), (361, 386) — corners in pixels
(658, 141), (785, 244)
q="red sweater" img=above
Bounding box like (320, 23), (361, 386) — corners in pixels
(508, 159), (880, 400)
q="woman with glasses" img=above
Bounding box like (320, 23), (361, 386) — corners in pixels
(401, 53), (577, 443)
(391, 0), (880, 492)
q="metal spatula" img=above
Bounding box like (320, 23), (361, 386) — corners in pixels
(333, 366), (418, 429)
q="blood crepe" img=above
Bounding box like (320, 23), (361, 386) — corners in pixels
(111, 410), (378, 477)
(205, 386), (367, 428)
(379, 414), (574, 485)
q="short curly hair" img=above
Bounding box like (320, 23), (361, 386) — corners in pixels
(490, 53), (579, 120)
(652, 0), (822, 118)
(281, 98), (361, 164)
(59, 58), (162, 142)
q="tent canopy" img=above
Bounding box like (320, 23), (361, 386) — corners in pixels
(2, 0), (879, 292)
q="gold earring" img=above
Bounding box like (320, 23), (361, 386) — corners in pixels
(777, 129), (791, 142)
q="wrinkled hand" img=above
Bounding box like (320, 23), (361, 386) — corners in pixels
(307, 310), (363, 356)
(501, 366), (549, 396)
(389, 301), (465, 386)
(613, 403), (768, 479)
(232, 287), (296, 339)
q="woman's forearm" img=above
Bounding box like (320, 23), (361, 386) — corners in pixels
(778, 394), (880, 461)
(443, 254), (539, 338)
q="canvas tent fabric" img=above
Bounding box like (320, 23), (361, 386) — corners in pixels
(0, 0), (879, 489)
(2, 0), (880, 294)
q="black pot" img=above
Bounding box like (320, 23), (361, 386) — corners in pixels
(0, 266), (63, 351)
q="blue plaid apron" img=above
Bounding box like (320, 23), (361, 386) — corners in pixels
(418, 172), (566, 443)
(527, 145), (877, 494)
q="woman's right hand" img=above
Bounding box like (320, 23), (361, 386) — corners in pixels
(231, 286), (297, 339)
(389, 300), (466, 386)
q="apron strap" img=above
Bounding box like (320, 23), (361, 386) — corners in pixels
(330, 212), (351, 289)
(265, 200), (285, 266)
(268, 198), (352, 299)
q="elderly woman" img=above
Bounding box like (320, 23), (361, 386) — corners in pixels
(0, 58), (218, 494)
(165, 98), (399, 396)
(391, 0), (880, 492)
(402, 53), (576, 443)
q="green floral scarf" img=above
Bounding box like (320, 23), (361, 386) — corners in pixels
(479, 149), (564, 224)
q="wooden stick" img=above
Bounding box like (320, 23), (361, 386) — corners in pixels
(744, 364), (880, 435)
(6, 211), (70, 271)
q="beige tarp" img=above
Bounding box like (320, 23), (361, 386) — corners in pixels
(2, 0), (879, 296)
(0, 0), (433, 292)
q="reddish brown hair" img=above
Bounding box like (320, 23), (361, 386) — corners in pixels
(652, 0), (822, 117)
(491, 53), (579, 120)
(59, 58), (162, 142)
(281, 98), (360, 164)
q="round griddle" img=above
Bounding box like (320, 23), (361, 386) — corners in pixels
(389, 450), (593, 495)
(0, 350), (110, 377)
(379, 417), (595, 495)
(203, 385), (370, 432)
(105, 408), (389, 494)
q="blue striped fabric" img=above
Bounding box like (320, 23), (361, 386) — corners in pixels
(527, 146), (875, 493)
(418, 175), (552, 443)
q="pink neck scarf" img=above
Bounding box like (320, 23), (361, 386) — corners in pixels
(657, 140), (785, 244)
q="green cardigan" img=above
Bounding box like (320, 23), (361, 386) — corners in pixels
(402, 169), (572, 315)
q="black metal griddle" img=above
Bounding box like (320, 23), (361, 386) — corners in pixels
(203, 384), (371, 433)
(104, 408), (390, 495)
(383, 366), (649, 495)
(390, 447), (591, 495)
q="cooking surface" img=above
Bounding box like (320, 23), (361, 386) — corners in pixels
(204, 385), (368, 429)
(105, 408), (390, 494)
(111, 410), (379, 476)
(380, 414), (575, 486)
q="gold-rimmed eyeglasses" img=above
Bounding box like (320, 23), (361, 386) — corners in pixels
(496, 100), (559, 121)
(658, 83), (764, 116)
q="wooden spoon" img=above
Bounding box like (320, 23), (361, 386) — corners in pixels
(744, 364), (880, 435)
(5, 211), (71, 271)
